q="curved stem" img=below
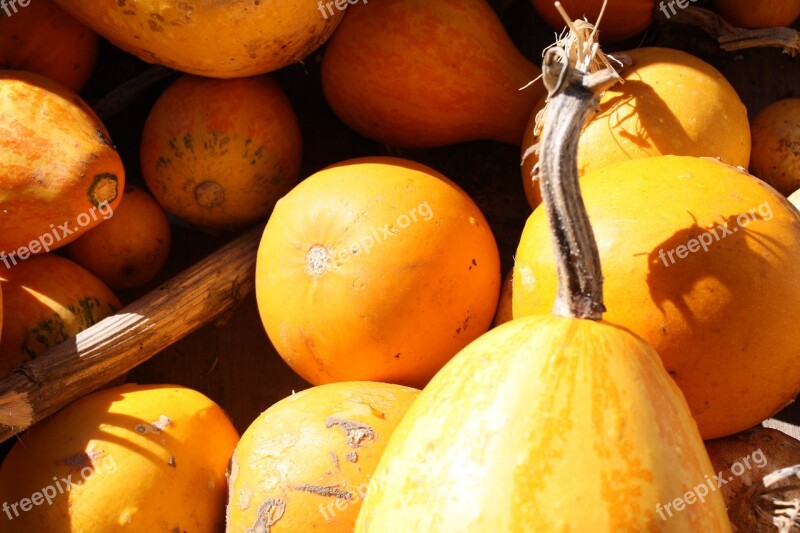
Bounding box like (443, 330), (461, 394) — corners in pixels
(537, 48), (618, 320)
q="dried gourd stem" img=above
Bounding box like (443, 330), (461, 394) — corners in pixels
(538, 47), (619, 319)
(665, 6), (800, 57)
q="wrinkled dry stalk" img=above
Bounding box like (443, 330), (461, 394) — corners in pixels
(666, 6), (800, 57)
(748, 464), (800, 532)
(536, 35), (620, 319)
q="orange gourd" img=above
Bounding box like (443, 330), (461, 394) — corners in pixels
(0, 0), (99, 92)
(514, 155), (800, 439)
(141, 75), (301, 231)
(750, 98), (800, 195)
(492, 269), (514, 327)
(52, 0), (345, 77)
(0, 254), (120, 377)
(0, 384), (239, 531)
(227, 381), (419, 532)
(521, 47), (751, 209)
(712, 0), (800, 28)
(530, 0), (656, 42)
(256, 157), (501, 387)
(321, 0), (545, 147)
(0, 70), (124, 255)
(66, 185), (171, 289)
(356, 48), (730, 531)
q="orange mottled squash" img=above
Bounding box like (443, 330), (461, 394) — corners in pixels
(321, 0), (545, 147)
(256, 157), (501, 387)
(141, 75), (301, 231)
(0, 254), (120, 377)
(750, 98), (800, 195)
(52, 0), (346, 77)
(0, 70), (124, 255)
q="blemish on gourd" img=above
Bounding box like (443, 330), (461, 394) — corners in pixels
(87, 173), (118, 207)
(194, 181), (225, 208)
(325, 417), (376, 448)
(346, 451), (358, 463)
(305, 245), (330, 276)
(134, 414), (172, 435)
(331, 452), (340, 470)
(249, 498), (285, 533)
(289, 484), (353, 499)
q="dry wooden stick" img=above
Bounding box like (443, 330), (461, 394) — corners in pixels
(0, 223), (263, 443)
(666, 6), (800, 56)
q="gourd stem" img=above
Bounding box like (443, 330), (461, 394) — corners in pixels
(537, 49), (619, 320)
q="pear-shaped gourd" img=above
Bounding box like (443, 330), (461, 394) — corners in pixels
(355, 42), (731, 532)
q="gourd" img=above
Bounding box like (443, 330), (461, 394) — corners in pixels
(530, 0), (655, 42)
(0, 0), (98, 92)
(712, 0), (800, 28)
(0, 384), (239, 531)
(521, 47), (750, 208)
(140, 75), (301, 231)
(255, 157), (501, 387)
(52, 0), (346, 77)
(321, 0), (545, 147)
(0, 70), (124, 253)
(750, 98), (800, 195)
(65, 185), (171, 289)
(0, 254), (120, 377)
(226, 381), (419, 532)
(355, 41), (730, 532)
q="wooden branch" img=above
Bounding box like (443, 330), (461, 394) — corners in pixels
(0, 223), (263, 443)
(666, 6), (800, 57)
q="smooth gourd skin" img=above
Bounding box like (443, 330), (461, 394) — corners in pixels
(355, 316), (731, 532)
(0, 254), (120, 377)
(0, 0), (99, 92)
(141, 75), (302, 231)
(321, 0), (545, 147)
(0, 70), (124, 253)
(256, 157), (501, 387)
(750, 98), (800, 195)
(514, 155), (800, 439)
(712, 0), (800, 28)
(0, 384), (239, 532)
(227, 382), (419, 532)
(530, 0), (655, 42)
(521, 47), (750, 209)
(52, 0), (345, 77)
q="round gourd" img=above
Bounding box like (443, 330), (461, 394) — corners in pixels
(712, 0), (800, 28)
(750, 98), (800, 195)
(530, 0), (656, 42)
(514, 155), (800, 439)
(66, 185), (171, 289)
(0, 0), (99, 92)
(141, 75), (301, 231)
(256, 157), (501, 387)
(52, 0), (346, 77)
(521, 47), (750, 208)
(227, 381), (419, 532)
(0, 70), (124, 254)
(0, 384), (239, 531)
(0, 254), (120, 377)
